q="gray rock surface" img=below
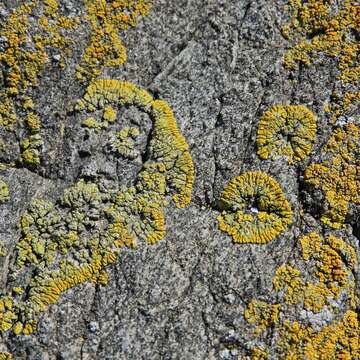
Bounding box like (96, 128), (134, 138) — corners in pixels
(0, 0), (359, 359)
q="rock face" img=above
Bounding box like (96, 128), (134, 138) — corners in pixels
(0, 1), (359, 359)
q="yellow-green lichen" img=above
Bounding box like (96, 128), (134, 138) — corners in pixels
(20, 134), (44, 166)
(75, 0), (153, 82)
(0, 178), (10, 203)
(1, 79), (194, 336)
(110, 126), (140, 159)
(304, 123), (360, 229)
(256, 104), (317, 164)
(217, 171), (293, 244)
(0, 352), (12, 360)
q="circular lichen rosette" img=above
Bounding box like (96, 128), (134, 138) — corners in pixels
(256, 104), (317, 164)
(217, 171), (293, 244)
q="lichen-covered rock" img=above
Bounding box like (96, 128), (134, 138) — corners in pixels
(0, 0), (359, 359)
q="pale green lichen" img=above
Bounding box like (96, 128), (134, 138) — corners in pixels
(110, 126), (140, 159)
(20, 134), (44, 166)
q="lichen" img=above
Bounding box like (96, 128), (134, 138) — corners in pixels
(273, 232), (357, 312)
(0, 178), (10, 204)
(217, 171), (293, 244)
(1, 79), (194, 336)
(250, 347), (269, 360)
(256, 104), (317, 164)
(0, 0), (79, 165)
(109, 126), (140, 159)
(244, 300), (281, 335)
(277, 311), (360, 360)
(20, 134), (44, 166)
(283, 0), (359, 123)
(244, 232), (359, 358)
(0, 352), (12, 360)
(304, 123), (360, 229)
(75, 0), (153, 82)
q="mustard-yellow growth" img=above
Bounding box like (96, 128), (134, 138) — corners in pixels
(244, 232), (359, 358)
(7, 79), (194, 336)
(272, 232), (357, 313)
(251, 347), (269, 360)
(0, 352), (12, 360)
(283, 0), (359, 122)
(304, 123), (360, 228)
(277, 311), (360, 360)
(103, 105), (117, 123)
(300, 232), (357, 308)
(0, 0), (79, 165)
(0, 178), (10, 203)
(244, 300), (281, 335)
(76, 0), (153, 82)
(256, 104), (317, 164)
(217, 171), (292, 244)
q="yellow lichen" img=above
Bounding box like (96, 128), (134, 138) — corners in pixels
(304, 123), (360, 228)
(251, 347), (269, 360)
(244, 232), (359, 358)
(217, 171), (293, 244)
(256, 104), (317, 164)
(273, 232), (357, 312)
(0, 352), (12, 360)
(283, 0), (359, 122)
(0, 0), (79, 165)
(244, 300), (281, 335)
(3, 79), (194, 336)
(103, 105), (117, 123)
(0, 178), (10, 203)
(277, 311), (360, 360)
(76, 0), (153, 82)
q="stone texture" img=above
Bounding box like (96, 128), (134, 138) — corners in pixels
(0, 1), (359, 359)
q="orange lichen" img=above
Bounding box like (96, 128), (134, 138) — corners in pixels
(244, 232), (359, 358)
(283, 0), (359, 122)
(304, 123), (360, 228)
